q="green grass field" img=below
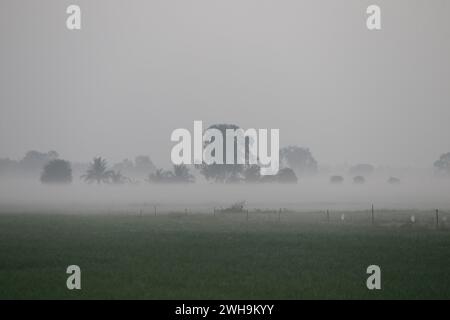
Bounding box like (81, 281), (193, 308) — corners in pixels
(0, 210), (449, 299)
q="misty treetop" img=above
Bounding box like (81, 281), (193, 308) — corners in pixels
(330, 175), (344, 184)
(147, 164), (195, 184)
(434, 152), (450, 176)
(40, 159), (72, 184)
(3, 148), (450, 185)
(111, 156), (156, 179)
(353, 176), (365, 184)
(196, 123), (251, 183)
(81, 157), (114, 184)
(280, 146), (318, 176)
(194, 123), (308, 184)
(0, 150), (59, 178)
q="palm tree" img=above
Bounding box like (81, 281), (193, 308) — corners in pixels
(109, 171), (131, 184)
(147, 168), (173, 183)
(81, 157), (113, 184)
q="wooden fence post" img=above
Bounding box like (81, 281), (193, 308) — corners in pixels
(371, 204), (375, 225)
(436, 209), (439, 229)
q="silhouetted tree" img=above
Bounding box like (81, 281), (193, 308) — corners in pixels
(81, 157), (113, 184)
(198, 123), (250, 183)
(276, 167), (298, 183)
(109, 171), (131, 184)
(353, 176), (365, 184)
(147, 165), (195, 184)
(134, 155), (156, 174)
(260, 167), (298, 184)
(147, 168), (174, 184)
(112, 155), (156, 179)
(172, 164), (195, 183)
(434, 152), (450, 176)
(112, 158), (134, 174)
(280, 146), (318, 176)
(20, 150), (58, 174)
(40, 159), (72, 184)
(330, 175), (344, 184)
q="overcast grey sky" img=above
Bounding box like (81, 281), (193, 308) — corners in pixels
(1, 0), (449, 167)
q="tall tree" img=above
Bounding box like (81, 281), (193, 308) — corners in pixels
(172, 164), (195, 183)
(109, 171), (131, 184)
(20, 150), (59, 174)
(280, 146), (318, 176)
(434, 152), (450, 176)
(147, 168), (174, 184)
(198, 123), (249, 183)
(40, 159), (72, 184)
(81, 157), (113, 184)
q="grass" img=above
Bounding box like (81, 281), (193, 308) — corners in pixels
(0, 210), (449, 299)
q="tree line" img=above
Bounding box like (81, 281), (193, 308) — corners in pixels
(1, 123), (450, 185)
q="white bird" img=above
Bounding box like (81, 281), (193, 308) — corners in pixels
(410, 215), (415, 223)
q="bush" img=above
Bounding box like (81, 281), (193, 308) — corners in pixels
(330, 175), (344, 184)
(40, 159), (72, 184)
(353, 176), (365, 184)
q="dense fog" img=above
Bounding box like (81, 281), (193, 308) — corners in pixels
(1, 169), (449, 212)
(1, 1), (450, 213)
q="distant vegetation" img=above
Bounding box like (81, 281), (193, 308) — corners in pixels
(40, 159), (72, 184)
(280, 146), (318, 176)
(434, 152), (450, 176)
(147, 164), (195, 184)
(352, 176), (365, 184)
(197, 123), (246, 183)
(330, 175), (344, 184)
(2, 147), (450, 185)
(81, 157), (114, 184)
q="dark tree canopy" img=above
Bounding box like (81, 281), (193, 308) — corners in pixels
(353, 175), (365, 184)
(434, 152), (450, 176)
(20, 150), (59, 175)
(198, 123), (247, 183)
(148, 165), (195, 184)
(112, 155), (156, 179)
(280, 146), (318, 176)
(147, 168), (173, 184)
(330, 175), (344, 184)
(40, 159), (72, 184)
(81, 157), (113, 184)
(276, 167), (298, 184)
(172, 164), (195, 183)
(109, 171), (131, 184)
(260, 167), (298, 184)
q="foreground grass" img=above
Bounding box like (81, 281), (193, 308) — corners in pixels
(0, 211), (449, 299)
